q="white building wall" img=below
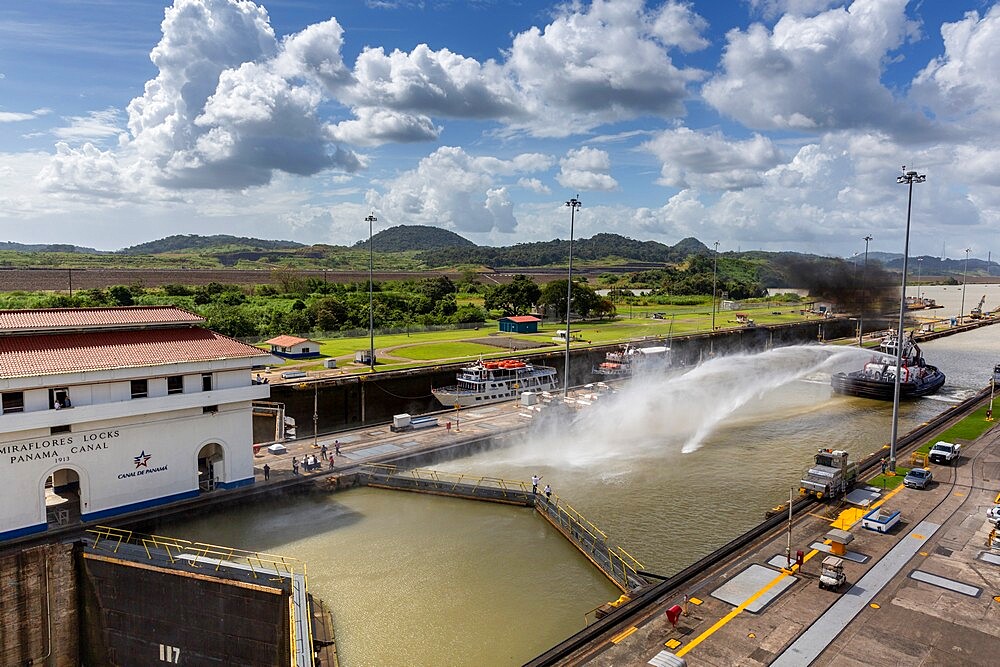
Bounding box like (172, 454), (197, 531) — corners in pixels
(0, 401), (256, 539)
(148, 377), (167, 398)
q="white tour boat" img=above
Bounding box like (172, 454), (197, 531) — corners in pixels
(432, 359), (558, 407)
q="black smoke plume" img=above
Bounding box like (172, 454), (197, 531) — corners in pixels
(780, 256), (899, 317)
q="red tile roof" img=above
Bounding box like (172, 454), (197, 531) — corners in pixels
(265, 335), (313, 346)
(0, 328), (269, 379)
(502, 315), (541, 323)
(0, 306), (203, 334)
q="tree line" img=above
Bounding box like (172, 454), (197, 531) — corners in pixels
(0, 251), (774, 338)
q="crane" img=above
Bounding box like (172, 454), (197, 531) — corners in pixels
(970, 294), (987, 319)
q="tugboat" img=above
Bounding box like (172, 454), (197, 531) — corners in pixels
(432, 358), (558, 407)
(593, 344), (669, 378)
(831, 331), (945, 400)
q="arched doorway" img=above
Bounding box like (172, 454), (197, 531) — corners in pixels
(197, 443), (225, 492)
(44, 467), (84, 528)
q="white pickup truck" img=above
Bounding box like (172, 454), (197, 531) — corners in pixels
(928, 441), (961, 465)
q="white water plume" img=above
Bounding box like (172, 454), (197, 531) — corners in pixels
(517, 344), (868, 468)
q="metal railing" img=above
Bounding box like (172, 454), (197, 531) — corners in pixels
(358, 463), (535, 502)
(535, 496), (647, 591)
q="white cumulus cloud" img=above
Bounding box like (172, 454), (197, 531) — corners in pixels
(368, 146), (554, 234)
(43, 0), (362, 196)
(557, 147), (618, 191)
(327, 108), (440, 146)
(911, 5), (1000, 133)
(703, 0), (925, 136)
(504, 0), (708, 136)
(642, 127), (786, 190)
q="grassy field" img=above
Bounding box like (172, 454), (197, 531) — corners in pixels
(916, 405), (998, 453)
(261, 300), (824, 374)
(392, 342), (501, 360)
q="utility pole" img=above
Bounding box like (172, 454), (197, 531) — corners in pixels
(960, 247), (970, 324)
(890, 167), (925, 472)
(365, 212), (377, 372)
(711, 241), (720, 331)
(563, 196), (581, 397)
(859, 235), (872, 347)
(313, 383), (318, 448)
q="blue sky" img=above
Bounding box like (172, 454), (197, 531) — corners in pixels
(0, 0), (997, 261)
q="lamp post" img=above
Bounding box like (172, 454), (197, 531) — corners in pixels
(365, 212), (377, 372)
(859, 235), (872, 347)
(711, 241), (720, 331)
(564, 196), (581, 397)
(890, 167), (925, 472)
(988, 370), (995, 422)
(959, 247), (970, 324)
(916, 257), (923, 301)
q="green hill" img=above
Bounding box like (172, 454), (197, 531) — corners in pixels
(416, 234), (709, 268)
(120, 234), (304, 255)
(352, 225), (477, 252)
(0, 241), (105, 254)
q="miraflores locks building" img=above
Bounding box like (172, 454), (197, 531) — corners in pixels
(0, 306), (276, 540)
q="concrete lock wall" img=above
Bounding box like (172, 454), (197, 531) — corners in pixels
(0, 542), (78, 666)
(268, 319), (862, 435)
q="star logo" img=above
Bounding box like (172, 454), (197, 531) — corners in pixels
(134, 450), (151, 468)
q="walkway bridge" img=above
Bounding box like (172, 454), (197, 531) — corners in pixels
(356, 464), (650, 592)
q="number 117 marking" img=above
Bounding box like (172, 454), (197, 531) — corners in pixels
(159, 644), (181, 663)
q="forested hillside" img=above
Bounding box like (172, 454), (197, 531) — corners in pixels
(353, 225), (476, 252)
(416, 234), (709, 268)
(120, 234), (304, 255)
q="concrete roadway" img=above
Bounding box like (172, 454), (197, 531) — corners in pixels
(567, 421), (1000, 666)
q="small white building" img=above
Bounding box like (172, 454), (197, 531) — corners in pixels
(0, 306), (276, 541)
(264, 335), (320, 359)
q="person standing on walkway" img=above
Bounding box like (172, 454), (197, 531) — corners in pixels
(263, 463), (270, 481)
(292, 457), (299, 475)
(531, 475), (540, 494)
(335, 441), (341, 456)
(544, 484), (552, 501)
(321, 443), (328, 459)
(329, 455), (335, 470)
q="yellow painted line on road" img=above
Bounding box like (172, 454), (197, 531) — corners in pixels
(678, 483), (908, 660)
(610, 626), (637, 644)
(675, 569), (793, 657)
